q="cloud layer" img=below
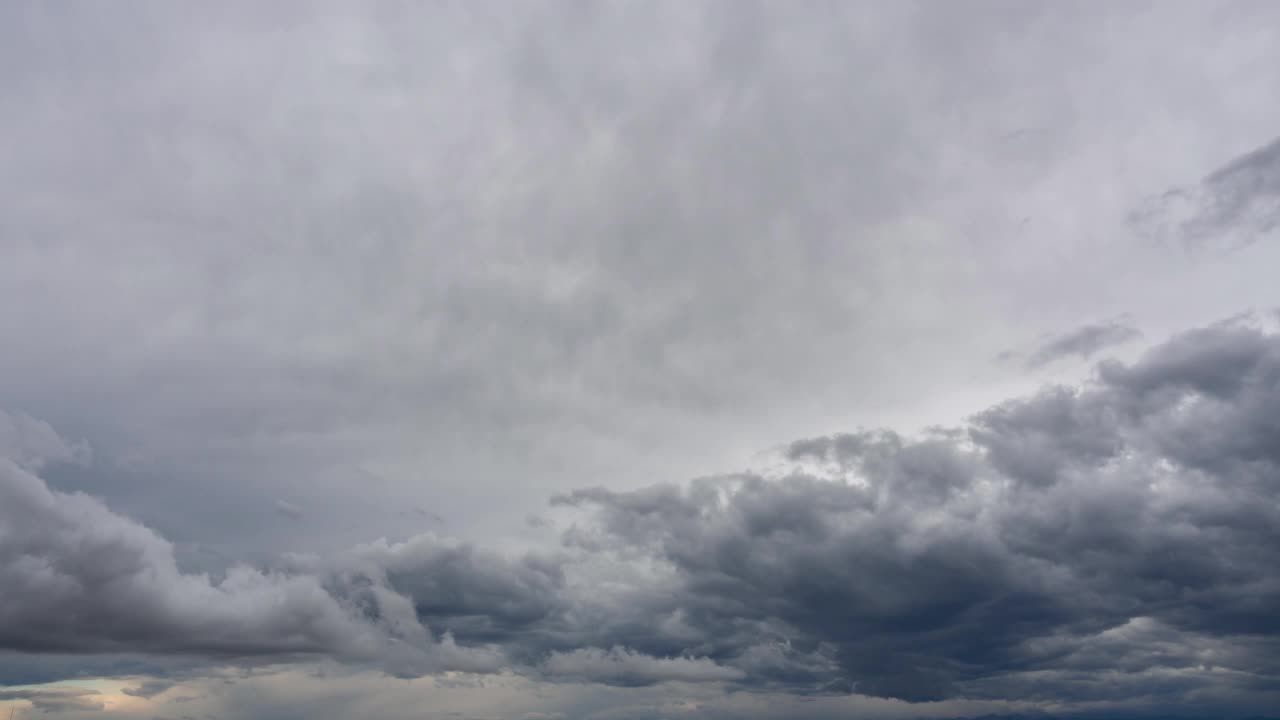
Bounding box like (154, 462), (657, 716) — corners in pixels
(4, 5), (1280, 717)
(5, 2), (1280, 569)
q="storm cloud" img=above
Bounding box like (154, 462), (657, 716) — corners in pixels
(0, 454), (504, 674)
(553, 319), (1280, 707)
(5, 319), (1280, 715)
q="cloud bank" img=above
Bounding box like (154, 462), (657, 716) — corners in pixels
(5, 318), (1280, 716)
(0, 445), (502, 675)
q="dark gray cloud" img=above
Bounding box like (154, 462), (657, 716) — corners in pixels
(553, 320), (1280, 709)
(4, 3), (1280, 718)
(8, 319), (1280, 716)
(305, 535), (570, 657)
(1017, 319), (1142, 369)
(0, 453), (503, 675)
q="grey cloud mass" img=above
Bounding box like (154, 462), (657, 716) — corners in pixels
(0, 449), (502, 674)
(6, 320), (1280, 716)
(3, 0), (1280, 564)
(556, 320), (1280, 708)
(4, 2), (1280, 719)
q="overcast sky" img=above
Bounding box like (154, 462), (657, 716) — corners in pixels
(3, 2), (1280, 719)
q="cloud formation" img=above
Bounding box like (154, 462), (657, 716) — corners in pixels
(5, 2), (1280, 571)
(1018, 319), (1142, 369)
(0, 453), (501, 675)
(5, 318), (1280, 716)
(1132, 135), (1280, 249)
(557, 319), (1280, 707)
(4, 4), (1280, 718)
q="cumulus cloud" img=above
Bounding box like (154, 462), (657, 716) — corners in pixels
(298, 533), (569, 662)
(556, 320), (1280, 706)
(5, 318), (1280, 715)
(0, 449), (502, 676)
(7, 1), (1280, 573)
(4, 4), (1280, 718)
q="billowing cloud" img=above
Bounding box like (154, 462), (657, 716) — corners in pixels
(3, 3), (1280, 718)
(4, 1), (1279, 572)
(554, 319), (1280, 707)
(6, 319), (1280, 716)
(0, 453), (502, 676)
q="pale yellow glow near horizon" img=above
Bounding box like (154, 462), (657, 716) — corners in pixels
(0, 678), (154, 715)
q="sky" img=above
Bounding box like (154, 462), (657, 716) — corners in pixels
(2, 2), (1280, 718)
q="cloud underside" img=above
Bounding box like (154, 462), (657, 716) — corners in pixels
(4, 319), (1280, 711)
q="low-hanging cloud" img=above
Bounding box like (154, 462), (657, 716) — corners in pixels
(0, 453), (503, 676)
(4, 318), (1280, 715)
